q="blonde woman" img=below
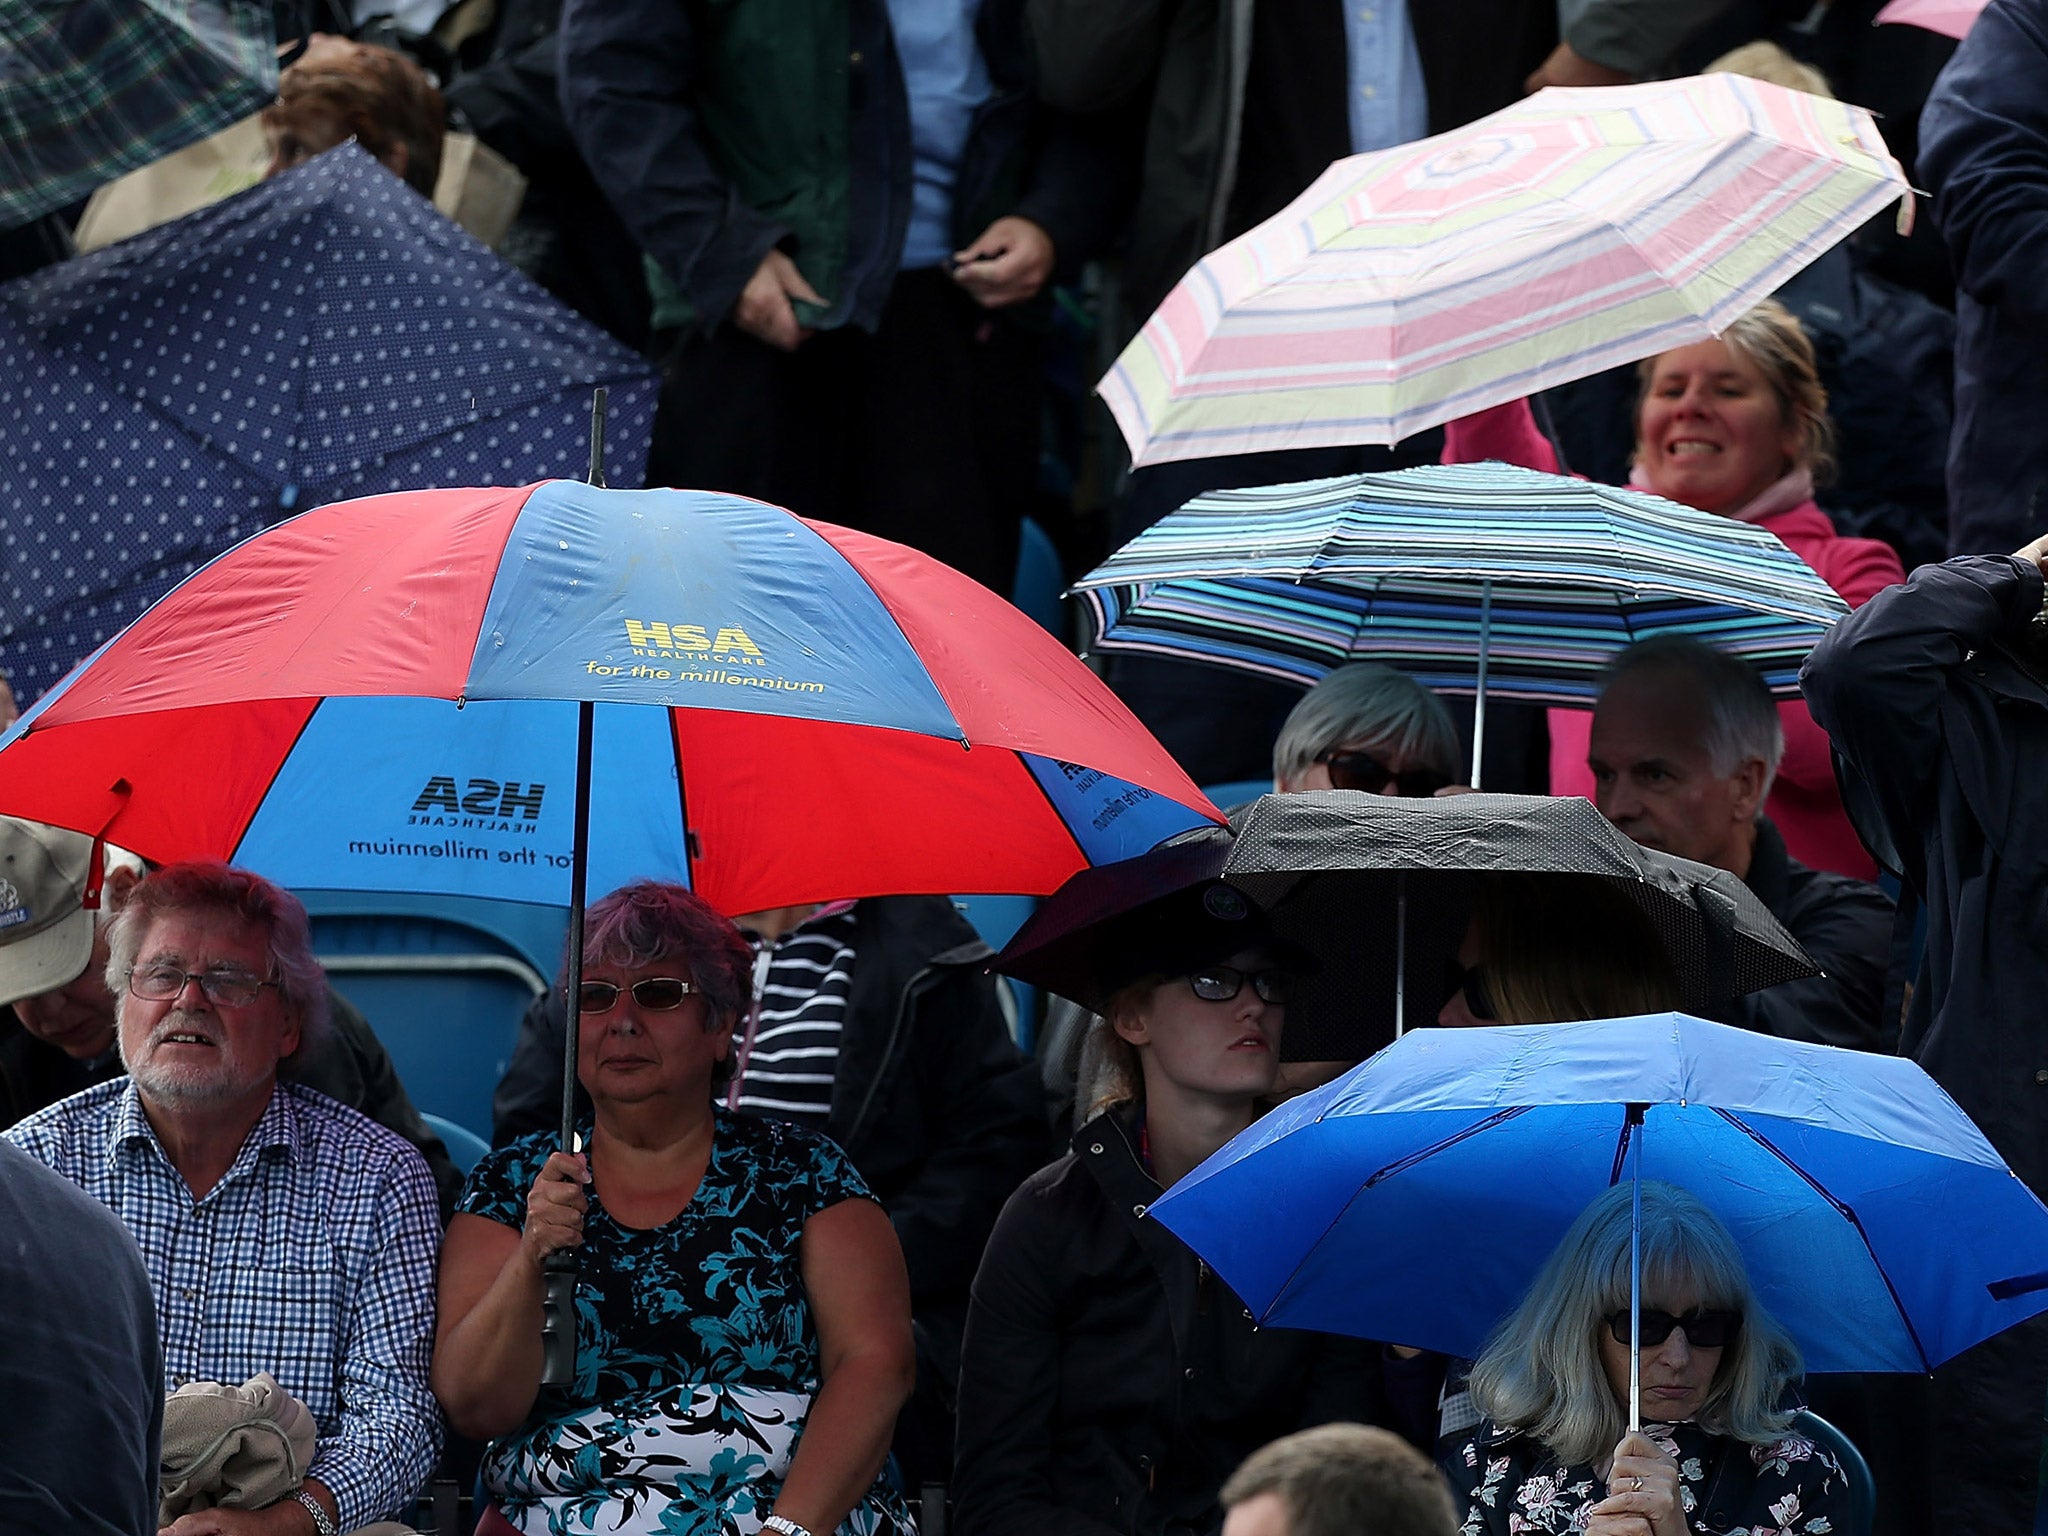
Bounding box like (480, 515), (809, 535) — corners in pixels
(954, 882), (1440, 1536)
(1445, 301), (1905, 882)
(1445, 1181), (1848, 1535)
(1435, 874), (1681, 1029)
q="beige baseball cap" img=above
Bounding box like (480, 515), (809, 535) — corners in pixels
(0, 818), (142, 1009)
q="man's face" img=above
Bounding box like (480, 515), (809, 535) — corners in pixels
(117, 908), (298, 1111)
(1221, 1492), (1291, 1536)
(1587, 671), (1759, 873)
(11, 922), (118, 1059)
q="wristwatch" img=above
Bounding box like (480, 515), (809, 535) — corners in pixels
(289, 1489), (338, 1536)
(763, 1517), (815, 1536)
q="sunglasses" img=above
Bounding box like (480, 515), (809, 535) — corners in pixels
(1317, 748), (1452, 798)
(1442, 959), (1498, 1022)
(1606, 1307), (1742, 1350)
(577, 977), (698, 1014)
(1184, 965), (1292, 1004)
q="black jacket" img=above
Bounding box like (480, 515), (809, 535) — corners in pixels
(1025, 0), (1555, 324)
(953, 1105), (1442, 1536)
(0, 988), (463, 1218)
(493, 895), (1047, 1336)
(1919, 0), (2048, 556)
(1802, 552), (2048, 1533)
(1724, 817), (1896, 1054)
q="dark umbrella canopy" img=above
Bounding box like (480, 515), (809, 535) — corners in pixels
(997, 791), (1817, 1061)
(0, 0), (276, 232)
(0, 142), (659, 701)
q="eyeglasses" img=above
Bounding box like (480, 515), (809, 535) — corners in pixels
(1184, 966), (1292, 1005)
(126, 964), (278, 1007)
(1316, 748), (1452, 799)
(1605, 1307), (1742, 1350)
(577, 976), (698, 1014)
(1442, 959), (1498, 1022)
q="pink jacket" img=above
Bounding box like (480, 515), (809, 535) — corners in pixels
(1443, 400), (1905, 881)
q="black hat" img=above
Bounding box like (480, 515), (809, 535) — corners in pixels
(1092, 879), (1317, 1002)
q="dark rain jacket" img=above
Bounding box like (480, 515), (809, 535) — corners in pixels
(1023, 0), (1555, 325)
(492, 894), (1047, 1381)
(1920, 0), (2048, 556)
(558, 0), (1128, 335)
(1802, 552), (2048, 1533)
(1721, 817), (1896, 1054)
(953, 1105), (1441, 1536)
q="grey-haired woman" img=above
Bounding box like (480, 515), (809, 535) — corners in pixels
(1443, 1181), (1848, 1536)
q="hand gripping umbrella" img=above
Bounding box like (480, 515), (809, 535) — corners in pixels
(995, 792), (1815, 1062)
(1153, 1015), (2048, 1412)
(0, 478), (1221, 1378)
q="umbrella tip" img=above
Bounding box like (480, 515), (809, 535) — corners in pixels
(587, 389), (609, 488)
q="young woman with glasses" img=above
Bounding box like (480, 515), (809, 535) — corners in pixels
(1445, 1180), (1849, 1535)
(430, 880), (916, 1536)
(953, 881), (1443, 1536)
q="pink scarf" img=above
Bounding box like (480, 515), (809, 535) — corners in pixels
(1627, 464), (1814, 525)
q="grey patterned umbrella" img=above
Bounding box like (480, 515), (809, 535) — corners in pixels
(996, 791), (1815, 1062)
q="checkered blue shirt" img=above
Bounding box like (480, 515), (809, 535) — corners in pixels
(5, 1080), (443, 1530)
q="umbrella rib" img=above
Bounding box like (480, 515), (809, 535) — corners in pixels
(1709, 1107), (1937, 1374)
(1362, 1106), (1531, 1188)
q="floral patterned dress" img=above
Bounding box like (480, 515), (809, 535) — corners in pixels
(1444, 1418), (1846, 1535)
(460, 1110), (918, 1536)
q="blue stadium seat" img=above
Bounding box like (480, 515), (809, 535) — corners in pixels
(302, 891), (561, 1143)
(1792, 1409), (1874, 1536)
(1011, 517), (1066, 637)
(420, 1111), (491, 1177)
(1201, 779), (1273, 814)
(952, 894), (1040, 1051)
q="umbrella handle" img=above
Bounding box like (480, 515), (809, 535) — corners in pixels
(1471, 580), (1492, 791)
(1627, 1103), (1646, 1435)
(541, 1258), (578, 1385)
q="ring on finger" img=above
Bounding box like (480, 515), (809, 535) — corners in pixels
(1631, 1475), (1643, 1493)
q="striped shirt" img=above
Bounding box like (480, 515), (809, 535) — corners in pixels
(731, 904), (858, 1127)
(3, 1080), (443, 1531)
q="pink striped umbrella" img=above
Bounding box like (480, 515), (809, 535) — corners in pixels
(1873, 0), (1987, 38)
(1103, 74), (1909, 468)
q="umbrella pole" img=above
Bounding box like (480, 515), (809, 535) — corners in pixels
(541, 699), (597, 1387)
(1627, 1101), (1646, 1435)
(1471, 580), (1492, 791)
(1393, 872), (1407, 1037)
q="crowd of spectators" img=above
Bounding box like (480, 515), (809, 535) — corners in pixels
(4, 0), (2048, 1532)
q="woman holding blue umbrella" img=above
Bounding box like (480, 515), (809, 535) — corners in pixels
(1445, 1181), (1849, 1535)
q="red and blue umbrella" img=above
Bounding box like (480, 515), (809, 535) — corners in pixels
(0, 479), (1220, 918)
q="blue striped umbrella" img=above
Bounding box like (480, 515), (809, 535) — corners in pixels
(1072, 463), (1850, 784)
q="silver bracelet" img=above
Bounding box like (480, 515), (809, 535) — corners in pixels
(290, 1489), (338, 1536)
(763, 1517), (815, 1536)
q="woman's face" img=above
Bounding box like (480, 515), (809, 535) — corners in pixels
(575, 955), (729, 1107)
(1634, 339), (1803, 516)
(1597, 1289), (1726, 1424)
(1435, 919), (1496, 1028)
(1116, 947), (1287, 1102)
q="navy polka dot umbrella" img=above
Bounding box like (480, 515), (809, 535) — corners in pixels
(0, 142), (659, 705)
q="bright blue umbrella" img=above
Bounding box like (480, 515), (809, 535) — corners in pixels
(1152, 1013), (2048, 1377)
(0, 142), (659, 703)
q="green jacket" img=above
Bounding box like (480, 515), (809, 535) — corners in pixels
(563, 0), (1119, 334)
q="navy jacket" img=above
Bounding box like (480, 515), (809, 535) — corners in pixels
(1802, 553), (2048, 1533)
(1919, 0), (2048, 556)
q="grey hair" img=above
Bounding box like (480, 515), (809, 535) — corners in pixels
(1272, 663), (1460, 787)
(104, 861), (330, 1067)
(1467, 1180), (1801, 1468)
(1600, 636), (1785, 801)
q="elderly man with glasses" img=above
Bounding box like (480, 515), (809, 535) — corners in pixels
(4, 861), (442, 1536)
